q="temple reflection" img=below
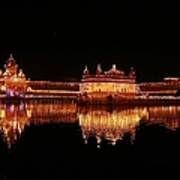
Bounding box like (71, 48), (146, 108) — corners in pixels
(1, 103), (180, 148)
(78, 107), (148, 146)
(78, 106), (180, 146)
(28, 103), (78, 124)
(146, 106), (180, 130)
(0, 103), (32, 148)
(0, 102), (78, 147)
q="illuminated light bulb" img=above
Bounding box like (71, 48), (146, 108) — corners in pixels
(0, 110), (5, 118)
(1, 85), (6, 91)
(10, 105), (15, 112)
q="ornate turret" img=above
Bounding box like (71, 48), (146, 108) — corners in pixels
(0, 54), (28, 98)
(18, 69), (26, 79)
(96, 64), (103, 75)
(128, 67), (136, 79)
(83, 65), (89, 75)
(4, 54), (18, 77)
(7, 53), (16, 63)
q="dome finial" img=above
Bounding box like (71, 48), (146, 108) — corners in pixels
(83, 65), (89, 75)
(18, 68), (25, 78)
(129, 66), (136, 79)
(6, 53), (16, 64)
(112, 64), (116, 70)
(9, 53), (14, 59)
(96, 64), (103, 74)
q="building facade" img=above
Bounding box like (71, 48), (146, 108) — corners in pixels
(139, 77), (180, 96)
(0, 54), (79, 99)
(80, 64), (137, 97)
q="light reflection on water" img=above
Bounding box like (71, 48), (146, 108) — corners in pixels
(0, 102), (180, 148)
(79, 106), (147, 146)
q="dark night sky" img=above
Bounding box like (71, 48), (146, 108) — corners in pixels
(0, 0), (180, 82)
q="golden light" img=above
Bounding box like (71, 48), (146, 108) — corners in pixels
(78, 107), (147, 145)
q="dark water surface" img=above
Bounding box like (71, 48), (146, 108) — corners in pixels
(0, 103), (180, 179)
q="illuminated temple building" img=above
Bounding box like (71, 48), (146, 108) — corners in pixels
(0, 54), (28, 98)
(80, 64), (137, 97)
(1, 54), (180, 100)
(0, 54), (79, 99)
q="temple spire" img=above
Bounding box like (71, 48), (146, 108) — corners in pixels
(83, 65), (89, 75)
(128, 67), (136, 79)
(10, 53), (13, 59)
(8, 53), (15, 61)
(6, 53), (16, 64)
(4, 53), (18, 76)
(112, 64), (117, 70)
(96, 64), (103, 75)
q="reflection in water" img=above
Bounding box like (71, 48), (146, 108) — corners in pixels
(79, 106), (180, 146)
(0, 102), (77, 148)
(147, 106), (180, 130)
(0, 103), (32, 148)
(1, 102), (180, 148)
(28, 103), (78, 124)
(79, 107), (147, 146)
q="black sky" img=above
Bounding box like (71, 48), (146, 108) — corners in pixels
(0, 0), (180, 82)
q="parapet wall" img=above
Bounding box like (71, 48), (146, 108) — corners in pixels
(139, 81), (180, 91)
(28, 81), (80, 91)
